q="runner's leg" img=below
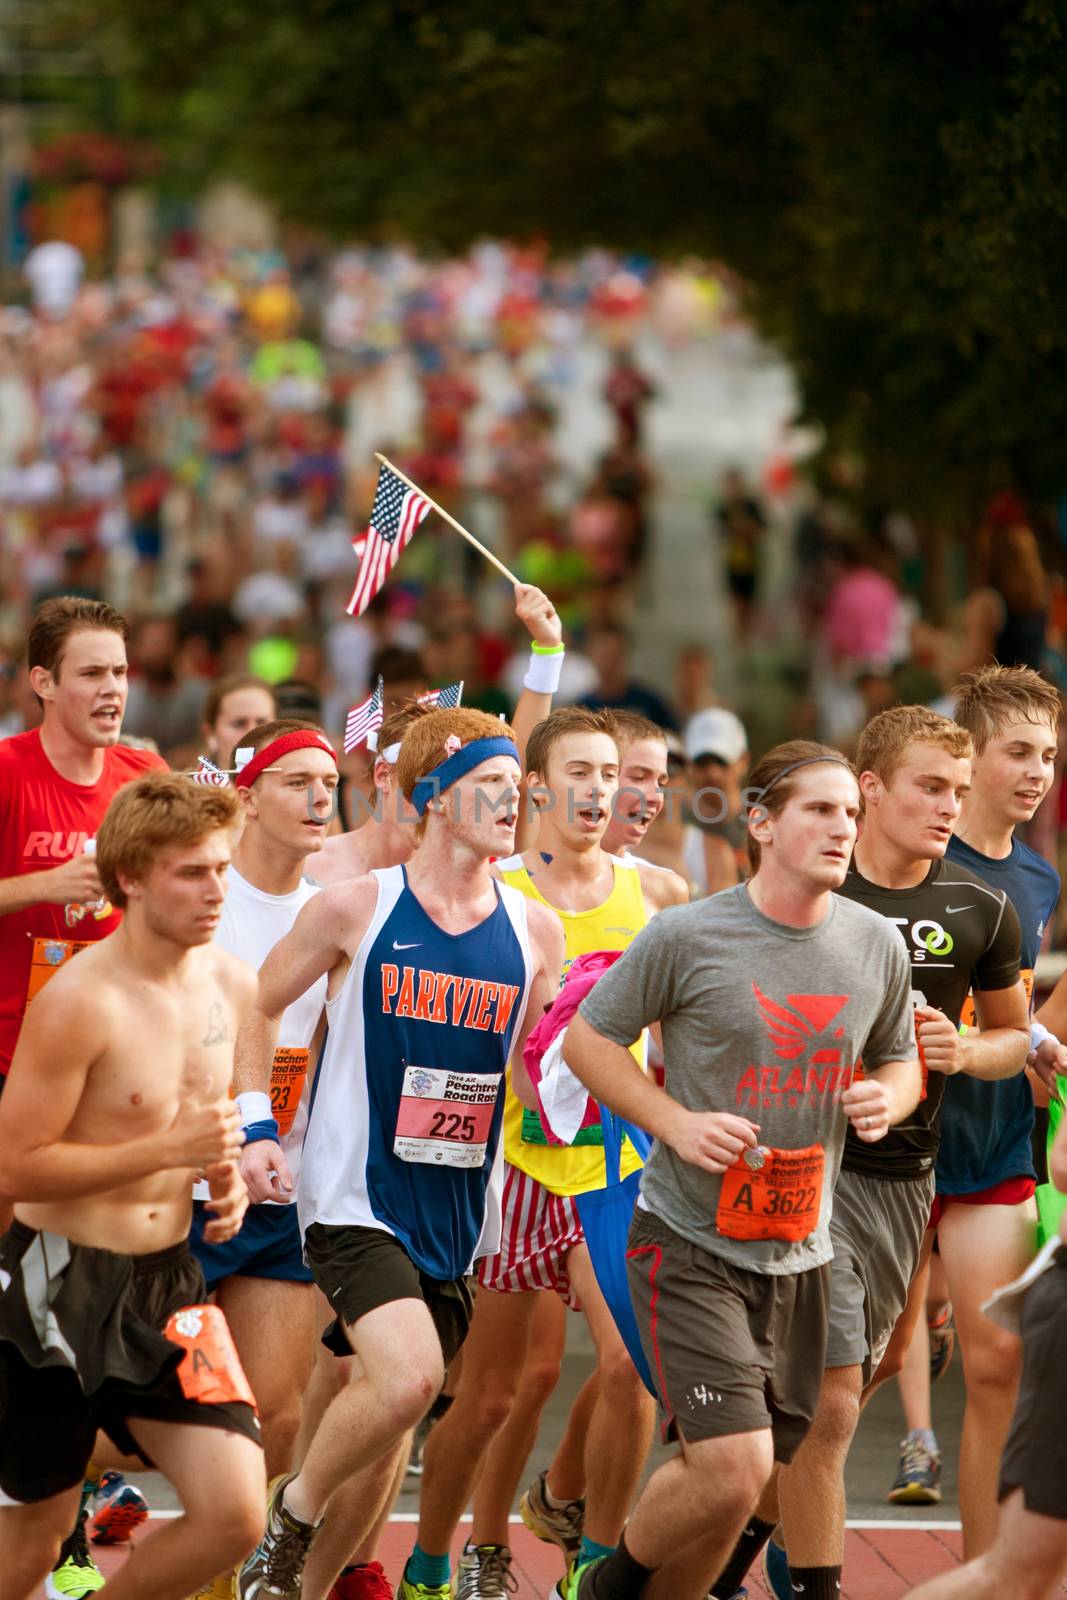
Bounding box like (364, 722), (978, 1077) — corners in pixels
(286, 1297), (444, 1524)
(414, 1286), (538, 1556)
(776, 1364), (861, 1566)
(0, 1485), (81, 1600)
(566, 1243), (656, 1549)
(546, 1370), (598, 1501)
(300, 1437), (409, 1600)
(470, 1289), (568, 1545)
(903, 1490), (1067, 1600)
(102, 1419), (265, 1600)
(215, 1274), (316, 1478)
(938, 1200), (1035, 1557)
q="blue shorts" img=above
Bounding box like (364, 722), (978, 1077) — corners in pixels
(189, 1200), (313, 1287)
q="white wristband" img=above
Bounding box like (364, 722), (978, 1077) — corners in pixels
(1031, 1021), (1059, 1053)
(236, 1091), (273, 1128)
(524, 647), (565, 695)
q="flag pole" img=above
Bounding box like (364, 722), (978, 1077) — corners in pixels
(375, 452), (521, 587)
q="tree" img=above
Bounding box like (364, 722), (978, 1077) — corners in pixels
(86, 0), (1067, 517)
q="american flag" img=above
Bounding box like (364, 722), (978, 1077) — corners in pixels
(418, 680), (464, 710)
(344, 677), (384, 754)
(346, 463), (433, 616)
(191, 755), (231, 786)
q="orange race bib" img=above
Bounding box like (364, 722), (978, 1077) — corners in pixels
(163, 1304), (257, 1410)
(716, 1143), (825, 1243)
(270, 1047), (309, 1138)
(26, 937), (94, 1005)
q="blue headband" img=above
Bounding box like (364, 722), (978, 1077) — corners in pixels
(411, 736), (520, 817)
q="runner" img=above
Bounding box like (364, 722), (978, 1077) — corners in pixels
(721, 707), (1027, 1600)
(0, 772), (263, 1600)
(200, 676), (278, 766)
(0, 596), (167, 1592)
(903, 1111), (1067, 1600)
(412, 707), (685, 1600)
(931, 665), (1060, 1557)
(600, 709), (687, 885)
(232, 707), (564, 1600)
(183, 718), (338, 1600)
(559, 739), (920, 1600)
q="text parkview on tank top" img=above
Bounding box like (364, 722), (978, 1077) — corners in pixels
(496, 852), (648, 1197)
(298, 864), (533, 1282)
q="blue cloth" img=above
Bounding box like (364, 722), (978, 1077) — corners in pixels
(189, 1198), (312, 1286)
(936, 835), (1060, 1195)
(574, 1107), (655, 1395)
(411, 736), (519, 816)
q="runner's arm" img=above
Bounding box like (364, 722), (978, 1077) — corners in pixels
(0, 982), (241, 1201)
(507, 901), (565, 1110)
(511, 583), (563, 854)
(0, 853), (105, 914)
(966, 981), (1030, 1079)
(563, 1011), (759, 1172)
(232, 878), (376, 1096)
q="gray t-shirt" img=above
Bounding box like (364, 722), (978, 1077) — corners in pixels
(579, 883), (915, 1275)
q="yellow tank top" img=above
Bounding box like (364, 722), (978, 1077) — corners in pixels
(498, 853), (648, 1196)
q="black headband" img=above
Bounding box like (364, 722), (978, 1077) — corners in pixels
(755, 755), (855, 801)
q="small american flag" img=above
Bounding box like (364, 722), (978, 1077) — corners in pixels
(345, 677), (384, 754)
(418, 680), (464, 710)
(346, 463), (433, 616)
(191, 755), (231, 786)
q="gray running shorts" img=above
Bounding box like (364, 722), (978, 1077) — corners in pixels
(825, 1166), (934, 1382)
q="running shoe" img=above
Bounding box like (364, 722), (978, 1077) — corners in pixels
(235, 1473), (322, 1599)
(397, 1581), (452, 1600)
(90, 1469), (150, 1544)
(455, 1543), (517, 1598)
(762, 1537), (791, 1600)
(45, 1510), (106, 1599)
(330, 1563), (396, 1600)
(570, 1560), (606, 1600)
(519, 1470), (585, 1564)
(887, 1435), (942, 1505)
(928, 1303), (956, 1385)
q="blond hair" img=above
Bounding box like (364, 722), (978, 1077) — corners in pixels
(97, 772), (240, 909)
(857, 705), (972, 784)
(746, 740), (855, 872)
(954, 665), (1061, 753)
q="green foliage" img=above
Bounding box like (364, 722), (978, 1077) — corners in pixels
(85, 0), (1067, 514)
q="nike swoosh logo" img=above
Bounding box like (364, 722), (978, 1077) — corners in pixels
(944, 905), (974, 913)
(393, 940), (420, 950)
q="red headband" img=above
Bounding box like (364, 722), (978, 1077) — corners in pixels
(235, 730), (338, 789)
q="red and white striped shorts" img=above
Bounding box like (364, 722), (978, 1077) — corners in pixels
(477, 1163), (585, 1308)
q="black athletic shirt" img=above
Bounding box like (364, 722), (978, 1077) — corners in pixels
(838, 856), (1021, 1181)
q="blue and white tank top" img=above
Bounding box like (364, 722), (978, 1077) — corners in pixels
(298, 864), (532, 1280)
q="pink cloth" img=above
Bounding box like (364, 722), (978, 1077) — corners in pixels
(523, 949), (622, 1144)
(822, 568), (900, 664)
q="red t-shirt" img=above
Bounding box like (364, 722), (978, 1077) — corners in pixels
(0, 730), (167, 1075)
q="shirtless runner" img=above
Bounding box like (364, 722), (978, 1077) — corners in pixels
(0, 772), (265, 1600)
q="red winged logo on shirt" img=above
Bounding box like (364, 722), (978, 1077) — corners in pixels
(752, 983), (848, 1065)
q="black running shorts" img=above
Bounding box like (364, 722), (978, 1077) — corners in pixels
(304, 1222), (474, 1366)
(0, 1223), (261, 1505)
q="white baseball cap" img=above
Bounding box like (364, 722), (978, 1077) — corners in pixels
(684, 708), (748, 765)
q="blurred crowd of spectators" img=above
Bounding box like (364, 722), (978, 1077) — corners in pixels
(2, 231), (1066, 925)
